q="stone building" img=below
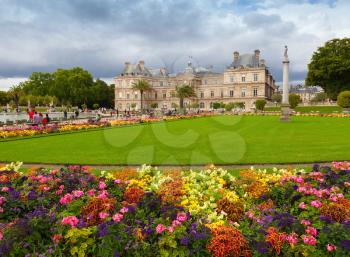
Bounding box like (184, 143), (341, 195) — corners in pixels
(289, 85), (324, 104)
(114, 50), (277, 111)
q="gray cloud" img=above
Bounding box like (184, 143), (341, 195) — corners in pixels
(0, 0), (347, 85)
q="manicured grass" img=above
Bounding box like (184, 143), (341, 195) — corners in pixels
(0, 115), (349, 165)
(265, 105), (342, 113)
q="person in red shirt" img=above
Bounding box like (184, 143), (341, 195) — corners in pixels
(28, 109), (35, 122)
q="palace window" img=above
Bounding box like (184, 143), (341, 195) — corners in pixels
(126, 93), (130, 99)
(163, 92), (166, 99)
(253, 88), (258, 96)
(134, 93), (138, 99)
(241, 89), (246, 97)
(254, 73), (258, 81)
(200, 102), (205, 108)
(155, 92), (157, 99)
(230, 90), (234, 97)
(204, 80), (208, 85)
(241, 75), (246, 82)
(119, 92), (123, 98)
(211, 91), (214, 98)
(160, 81), (164, 87)
(230, 76), (234, 83)
(221, 90), (224, 98)
(200, 91), (204, 98)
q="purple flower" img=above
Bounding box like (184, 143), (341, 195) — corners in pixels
(181, 236), (190, 246)
(340, 240), (350, 251)
(28, 190), (37, 200)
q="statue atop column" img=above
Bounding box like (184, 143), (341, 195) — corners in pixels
(280, 45), (291, 121)
(284, 45), (288, 59)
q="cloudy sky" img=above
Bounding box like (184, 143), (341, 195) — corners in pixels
(0, 0), (349, 90)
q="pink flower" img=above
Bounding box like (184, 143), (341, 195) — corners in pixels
(55, 189), (63, 195)
(59, 185), (65, 190)
(301, 219), (311, 226)
(120, 207), (129, 214)
(156, 224), (166, 234)
(176, 212), (187, 222)
(326, 244), (337, 251)
(168, 226), (175, 233)
(43, 186), (50, 191)
(87, 189), (96, 196)
(97, 190), (109, 199)
(99, 212), (109, 219)
(114, 179), (121, 184)
(61, 216), (79, 227)
(344, 182), (350, 187)
(0, 207), (4, 213)
(310, 200), (322, 208)
(0, 196), (6, 205)
(99, 182), (107, 190)
(112, 213), (123, 223)
(305, 226), (318, 237)
(299, 202), (307, 209)
(329, 195), (338, 202)
(59, 193), (73, 205)
(302, 235), (317, 246)
(72, 190), (84, 198)
(172, 220), (181, 227)
(0, 232), (3, 241)
(1, 187), (9, 192)
(286, 232), (298, 247)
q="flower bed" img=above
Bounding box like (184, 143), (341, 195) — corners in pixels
(0, 162), (349, 256)
(0, 113), (213, 140)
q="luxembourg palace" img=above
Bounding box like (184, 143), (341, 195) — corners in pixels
(114, 50), (277, 111)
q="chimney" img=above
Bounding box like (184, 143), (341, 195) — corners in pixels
(254, 49), (260, 64)
(124, 62), (130, 67)
(260, 59), (266, 66)
(139, 60), (145, 70)
(233, 51), (239, 62)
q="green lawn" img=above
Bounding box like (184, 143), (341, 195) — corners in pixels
(265, 106), (342, 113)
(1, 115), (349, 165)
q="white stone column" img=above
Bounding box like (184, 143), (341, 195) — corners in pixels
(282, 46), (289, 105)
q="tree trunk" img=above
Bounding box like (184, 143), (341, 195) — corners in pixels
(180, 97), (184, 109)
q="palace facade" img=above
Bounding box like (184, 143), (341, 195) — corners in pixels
(114, 50), (277, 111)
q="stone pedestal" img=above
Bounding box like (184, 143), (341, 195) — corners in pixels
(280, 104), (291, 121)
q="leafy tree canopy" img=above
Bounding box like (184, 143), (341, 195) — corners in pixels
(306, 38), (350, 100)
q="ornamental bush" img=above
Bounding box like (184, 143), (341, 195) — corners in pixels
(255, 99), (266, 111)
(289, 93), (301, 109)
(337, 91), (350, 108)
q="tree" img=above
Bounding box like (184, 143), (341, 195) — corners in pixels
(150, 103), (158, 109)
(171, 102), (178, 109)
(289, 94), (301, 109)
(93, 103), (100, 110)
(190, 102), (199, 109)
(337, 91), (350, 108)
(225, 102), (235, 111)
(212, 102), (221, 109)
(271, 93), (282, 104)
(131, 80), (152, 112)
(306, 38), (350, 100)
(175, 85), (196, 109)
(0, 91), (9, 105)
(311, 92), (328, 103)
(255, 99), (267, 111)
(8, 85), (24, 107)
(22, 72), (54, 96)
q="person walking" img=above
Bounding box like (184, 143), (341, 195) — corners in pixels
(64, 110), (68, 120)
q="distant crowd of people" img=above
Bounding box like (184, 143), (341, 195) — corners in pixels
(27, 109), (51, 126)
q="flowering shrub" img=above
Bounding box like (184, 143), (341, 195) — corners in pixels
(0, 161), (349, 256)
